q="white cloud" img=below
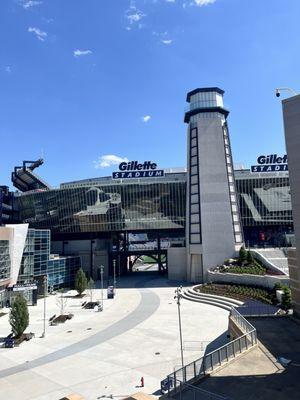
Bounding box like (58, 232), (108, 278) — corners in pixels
(28, 27), (47, 41)
(162, 39), (172, 45)
(142, 115), (151, 122)
(73, 49), (93, 57)
(126, 2), (146, 28)
(5, 66), (12, 73)
(165, 0), (176, 2)
(193, 0), (216, 6)
(22, 1), (42, 9)
(94, 155), (129, 169)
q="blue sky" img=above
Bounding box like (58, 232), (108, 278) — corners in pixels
(0, 0), (299, 188)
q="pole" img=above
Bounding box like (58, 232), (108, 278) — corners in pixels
(113, 259), (116, 290)
(100, 266), (104, 310)
(175, 287), (184, 369)
(41, 275), (47, 338)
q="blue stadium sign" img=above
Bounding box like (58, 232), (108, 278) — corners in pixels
(112, 161), (165, 179)
(251, 154), (288, 173)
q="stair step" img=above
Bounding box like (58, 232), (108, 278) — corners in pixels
(181, 293), (232, 311)
(183, 290), (238, 308)
(188, 287), (244, 306)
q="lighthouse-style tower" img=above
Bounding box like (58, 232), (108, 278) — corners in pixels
(184, 87), (243, 282)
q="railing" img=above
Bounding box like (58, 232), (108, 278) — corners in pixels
(171, 380), (229, 400)
(161, 308), (257, 396)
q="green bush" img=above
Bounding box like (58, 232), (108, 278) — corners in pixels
(239, 246), (247, 264)
(273, 283), (284, 292)
(282, 286), (292, 309)
(247, 251), (254, 264)
(75, 268), (88, 296)
(9, 295), (29, 338)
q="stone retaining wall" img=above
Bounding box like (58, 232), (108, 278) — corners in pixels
(207, 270), (289, 289)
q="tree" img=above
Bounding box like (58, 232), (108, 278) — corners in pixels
(239, 246), (247, 264)
(56, 290), (68, 315)
(75, 268), (88, 296)
(9, 295), (29, 338)
(246, 250), (254, 264)
(87, 277), (95, 303)
(282, 286), (292, 309)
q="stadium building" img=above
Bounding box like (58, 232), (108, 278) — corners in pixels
(0, 87), (294, 288)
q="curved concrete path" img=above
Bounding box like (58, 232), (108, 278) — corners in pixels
(0, 281), (160, 379)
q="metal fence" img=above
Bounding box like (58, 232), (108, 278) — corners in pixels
(161, 308), (257, 396)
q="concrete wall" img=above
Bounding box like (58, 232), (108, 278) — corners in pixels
(168, 247), (187, 281)
(251, 249), (288, 275)
(283, 95), (300, 316)
(186, 114), (240, 283)
(287, 248), (300, 316)
(207, 270), (289, 289)
(198, 118), (238, 276)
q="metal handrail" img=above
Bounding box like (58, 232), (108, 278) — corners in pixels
(161, 308), (258, 396)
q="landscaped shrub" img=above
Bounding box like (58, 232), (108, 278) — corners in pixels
(219, 254), (267, 276)
(198, 283), (274, 304)
(281, 286), (292, 309)
(247, 251), (254, 264)
(273, 282), (284, 292)
(239, 246), (247, 264)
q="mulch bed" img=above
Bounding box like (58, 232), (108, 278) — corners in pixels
(83, 301), (100, 309)
(53, 314), (74, 324)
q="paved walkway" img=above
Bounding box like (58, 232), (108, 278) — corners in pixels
(0, 273), (229, 400)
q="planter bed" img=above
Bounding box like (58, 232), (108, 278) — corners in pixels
(52, 313), (74, 324)
(196, 283), (275, 305)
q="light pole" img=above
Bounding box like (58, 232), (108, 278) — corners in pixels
(41, 274), (47, 338)
(174, 287), (184, 369)
(113, 259), (116, 290)
(100, 266), (104, 310)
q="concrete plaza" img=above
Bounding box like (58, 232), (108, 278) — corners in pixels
(0, 273), (229, 400)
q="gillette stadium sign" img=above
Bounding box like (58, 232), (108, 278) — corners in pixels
(251, 154), (288, 173)
(112, 161), (165, 179)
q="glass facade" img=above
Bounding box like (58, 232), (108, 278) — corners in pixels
(189, 90), (224, 111)
(47, 256), (81, 290)
(0, 240), (10, 282)
(235, 170), (293, 246)
(13, 170), (294, 247)
(15, 174), (186, 234)
(18, 229), (80, 290)
(18, 229), (50, 283)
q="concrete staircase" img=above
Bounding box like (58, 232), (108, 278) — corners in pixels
(182, 286), (244, 311)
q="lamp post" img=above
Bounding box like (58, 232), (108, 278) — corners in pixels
(113, 259), (116, 291)
(41, 274), (47, 338)
(174, 287), (184, 369)
(100, 266), (104, 310)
